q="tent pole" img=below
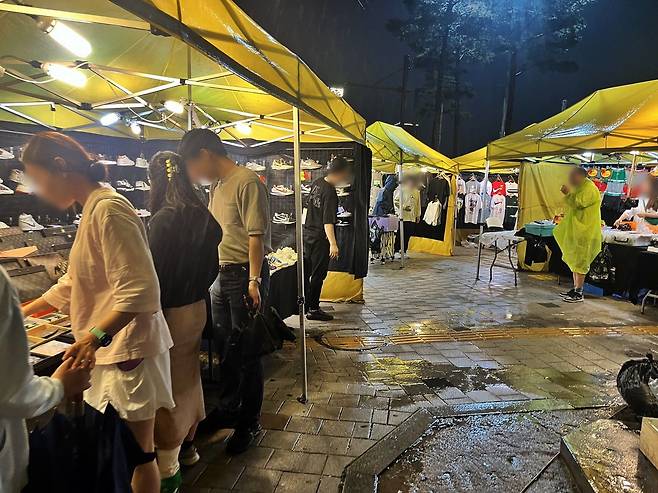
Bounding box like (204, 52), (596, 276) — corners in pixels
(398, 150), (406, 268)
(476, 158), (491, 280)
(293, 106), (308, 404)
(628, 152), (639, 195)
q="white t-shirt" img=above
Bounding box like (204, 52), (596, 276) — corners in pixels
(43, 187), (172, 365)
(465, 192), (482, 224)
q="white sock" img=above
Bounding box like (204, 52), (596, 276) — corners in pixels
(156, 446), (181, 478)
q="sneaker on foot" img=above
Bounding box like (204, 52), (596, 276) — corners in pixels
(563, 291), (584, 303)
(197, 408), (238, 434)
(179, 441), (200, 467)
(226, 423), (262, 455)
(160, 470), (182, 493)
(307, 308), (334, 321)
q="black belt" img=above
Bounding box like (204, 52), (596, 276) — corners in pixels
(218, 263), (248, 272)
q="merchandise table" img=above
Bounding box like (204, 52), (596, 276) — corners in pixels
(269, 263), (299, 319)
(477, 230), (525, 286)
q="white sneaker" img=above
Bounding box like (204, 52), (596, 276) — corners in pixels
(271, 185), (294, 196)
(9, 169), (32, 194)
(136, 209), (151, 218)
(271, 159), (293, 170)
(135, 157), (148, 169)
(135, 180), (150, 191)
(337, 220), (350, 227)
(301, 184), (311, 194)
(19, 213), (44, 231)
(0, 148), (15, 159)
(301, 159), (322, 170)
(0, 179), (14, 195)
(246, 161), (266, 172)
(273, 213), (295, 224)
(97, 155), (116, 165)
(337, 206), (352, 218)
(115, 179), (134, 191)
(117, 155), (135, 167)
(0, 221), (9, 229)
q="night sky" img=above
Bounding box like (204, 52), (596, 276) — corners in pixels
(235, 0), (658, 157)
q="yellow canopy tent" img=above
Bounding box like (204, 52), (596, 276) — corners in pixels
(366, 121), (458, 259)
(0, 0), (368, 402)
(454, 147), (518, 173)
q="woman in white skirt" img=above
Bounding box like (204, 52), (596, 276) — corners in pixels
(147, 151), (221, 492)
(21, 132), (174, 493)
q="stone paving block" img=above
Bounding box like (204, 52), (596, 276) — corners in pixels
(352, 422), (372, 438)
(285, 416), (322, 434)
(260, 412), (290, 431)
(437, 387), (467, 399)
(194, 463), (244, 489)
(259, 430), (301, 450)
(358, 396), (390, 409)
(317, 475), (342, 493)
(447, 357), (476, 367)
(319, 419), (356, 437)
(274, 472), (321, 493)
(328, 393), (361, 407)
(308, 404), (342, 420)
(226, 446), (274, 467)
(293, 434), (351, 455)
(234, 467), (282, 493)
(346, 437), (378, 456)
(372, 409), (389, 424)
(370, 423), (397, 440)
(323, 454), (354, 477)
(265, 450), (327, 474)
(279, 400), (313, 417)
(340, 406), (374, 422)
(388, 410), (412, 425)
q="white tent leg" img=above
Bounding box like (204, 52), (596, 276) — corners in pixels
(293, 106), (308, 404)
(475, 158), (491, 280)
(397, 154), (406, 269)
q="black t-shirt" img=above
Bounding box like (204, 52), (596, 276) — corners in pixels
(304, 177), (338, 238)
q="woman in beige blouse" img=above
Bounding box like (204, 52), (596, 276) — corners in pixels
(21, 132), (173, 493)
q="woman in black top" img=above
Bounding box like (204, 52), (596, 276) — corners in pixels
(147, 151), (221, 490)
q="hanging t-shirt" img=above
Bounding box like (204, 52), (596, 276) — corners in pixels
(457, 177), (466, 195)
(465, 179), (479, 195)
(304, 177), (338, 239)
(423, 200), (443, 226)
(506, 181), (519, 196)
(479, 179), (493, 196)
(427, 176), (451, 206)
(492, 180), (506, 196)
(490, 194), (507, 224)
(464, 192), (482, 224)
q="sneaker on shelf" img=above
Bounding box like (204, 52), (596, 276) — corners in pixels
(337, 206), (352, 218)
(179, 441), (201, 467)
(135, 180), (150, 191)
(19, 213), (44, 232)
(563, 291), (584, 303)
(0, 221), (9, 229)
(307, 308), (334, 321)
(9, 169), (32, 194)
(336, 220), (350, 227)
(99, 181), (113, 189)
(0, 179), (14, 195)
(135, 156), (148, 169)
(271, 185), (294, 196)
(301, 158), (322, 170)
(301, 184), (311, 194)
(273, 213), (295, 225)
(115, 179), (134, 191)
(0, 148), (15, 160)
(337, 187), (350, 197)
(97, 154), (116, 165)
(116, 155), (135, 167)
(271, 159), (293, 171)
(136, 209), (151, 218)
(245, 161), (266, 172)
(73, 214), (82, 225)
(336, 182), (351, 189)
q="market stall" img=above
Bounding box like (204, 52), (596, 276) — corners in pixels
(367, 121), (458, 264)
(0, 0), (370, 401)
(472, 79), (658, 291)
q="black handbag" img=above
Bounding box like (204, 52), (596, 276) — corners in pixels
(241, 306), (296, 359)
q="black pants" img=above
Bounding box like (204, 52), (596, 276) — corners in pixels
(210, 261), (270, 429)
(304, 236), (330, 311)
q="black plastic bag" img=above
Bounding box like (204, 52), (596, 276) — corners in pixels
(241, 306), (296, 359)
(25, 403), (151, 493)
(616, 353), (658, 417)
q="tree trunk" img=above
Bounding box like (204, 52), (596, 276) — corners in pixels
(501, 48), (518, 136)
(452, 56), (462, 155)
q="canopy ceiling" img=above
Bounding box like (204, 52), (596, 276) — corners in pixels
(0, 0), (366, 145)
(487, 79), (658, 160)
(367, 121), (458, 173)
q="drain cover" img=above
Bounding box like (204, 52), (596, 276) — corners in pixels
(316, 329), (387, 351)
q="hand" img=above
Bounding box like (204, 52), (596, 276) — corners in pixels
(329, 243), (339, 259)
(560, 185), (569, 195)
(614, 219), (622, 227)
(63, 334), (99, 370)
(248, 281), (261, 310)
(51, 358), (91, 398)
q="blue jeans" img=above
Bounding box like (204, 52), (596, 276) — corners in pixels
(210, 261), (270, 429)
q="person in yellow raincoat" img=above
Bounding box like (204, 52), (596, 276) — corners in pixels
(554, 167), (602, 303)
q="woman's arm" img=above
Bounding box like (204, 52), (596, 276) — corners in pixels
(22, 297), (56, 317)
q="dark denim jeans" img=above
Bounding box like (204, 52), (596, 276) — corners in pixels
(210, 261), (270, 429)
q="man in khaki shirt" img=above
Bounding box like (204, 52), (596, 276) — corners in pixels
(179, 129), (271, 455)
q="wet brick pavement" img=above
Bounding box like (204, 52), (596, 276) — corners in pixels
(183, 249), (658, 492)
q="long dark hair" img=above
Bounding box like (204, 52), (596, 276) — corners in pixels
(22, 131), (106, 182)
(148, 151), (205, 214)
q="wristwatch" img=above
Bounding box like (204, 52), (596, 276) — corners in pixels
(89, 327), (112, 347)
(249, 276), (262, 285)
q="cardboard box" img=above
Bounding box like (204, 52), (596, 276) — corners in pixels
(640, 417), (658, 470)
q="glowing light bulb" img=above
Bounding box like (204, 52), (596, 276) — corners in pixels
(130, 122), (142, 135)
(164, 100), (185, 114)
(42, 63), (86, 87)
(235, 121), (252, 135)
(44, 21), (92, 58)
(100, 112), (120, 126)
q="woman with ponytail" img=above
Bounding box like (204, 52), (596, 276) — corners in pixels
(21, 132), (175, 493)
(147, 151), (221, 491)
